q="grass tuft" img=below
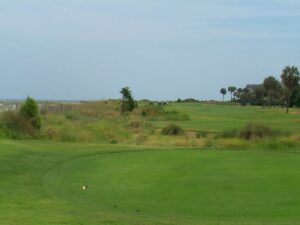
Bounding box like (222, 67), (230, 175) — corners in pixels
(239, 122), (280, 140)
(161, 124), (185, 136)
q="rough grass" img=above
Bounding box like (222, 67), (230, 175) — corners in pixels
(2, 102), (300, 149)
(220, 122), (283, 140)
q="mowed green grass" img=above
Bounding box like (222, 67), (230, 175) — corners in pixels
(2, 140), (300, 225)
(153, 103), (300, 133)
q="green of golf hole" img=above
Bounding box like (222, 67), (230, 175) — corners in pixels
(44, 149), (300, 223)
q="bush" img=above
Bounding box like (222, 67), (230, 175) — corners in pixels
(120, 87), (137, 113)
(141, 110), (147, 117)
(0, 111), (36, 138)
(161, 124), (185, 136)
(239, 122), (279, 140)
(19, 97), (41, 129)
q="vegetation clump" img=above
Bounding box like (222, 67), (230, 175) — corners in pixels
(120, 87), (137, 113)
(20, 97), (41, 129)
(0, 97), (41, 138)
(161, 124), (185, 136)
(0, 111), (36, 138)
(239, 122), (279, 140)
(220, 122), (283, 141)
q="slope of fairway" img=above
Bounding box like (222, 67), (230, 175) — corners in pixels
(44, 149), (300, 224)
(155, 103), (300, 133)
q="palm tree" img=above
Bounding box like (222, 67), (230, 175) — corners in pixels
(281, 66), (300, 113)
(228, 86), (237, 104)
(220, 88), (227, 101)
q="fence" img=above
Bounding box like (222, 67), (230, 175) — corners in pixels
(0, 101), (81, 113)
(0, 102), (20, 112)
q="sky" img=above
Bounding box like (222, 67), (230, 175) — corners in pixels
(0, 0), (299, 101)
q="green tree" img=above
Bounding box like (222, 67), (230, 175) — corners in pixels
(220, 88), (227, 101)
(19, 97), (41, 129)
(176, 98), (182, 103)
(281, 66), (300, 113)
(228, 86), (237, 104)
(240, 88), (251, 106)
(253, 85), (266, 107)
(234, 88), (243, 100)
(290, 85), (300, 108)
(120, 87), (137, 113)
(263, 76), (281, 108)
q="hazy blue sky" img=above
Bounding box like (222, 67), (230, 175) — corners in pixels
(1, 0), (299, 100)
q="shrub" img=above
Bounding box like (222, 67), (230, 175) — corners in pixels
(120, 87), (137, 113)
(161, 124), (185, 136)
(0, 111), (36, 138)
(141, 110), (147, 117)
(239, 122), (279, 140)
(19, 97), (41, 129)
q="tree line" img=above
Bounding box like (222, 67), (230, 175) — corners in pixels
(220, 66), (300, 113)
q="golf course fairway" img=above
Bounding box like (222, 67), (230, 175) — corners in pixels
(43, 148), (300, 225)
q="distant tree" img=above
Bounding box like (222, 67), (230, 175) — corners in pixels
(263, 76), (282, 108)
(228, 86), (237, 104)
(176, 98), (182, 103)
(234, 88), (243, 100)
(220, 88), (227, 101)
(120, 87), (137, 113)
(253, 85), (266, 107)
(281, 66), (300, 113)
(290, 85), (300, 108)
(19, 97), (41, 129)
(240, 88), (251, 106)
